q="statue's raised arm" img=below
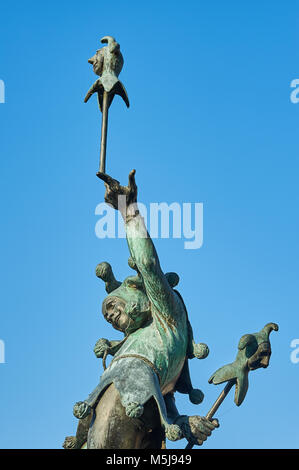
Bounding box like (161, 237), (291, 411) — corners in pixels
(97, 169), (178, 320)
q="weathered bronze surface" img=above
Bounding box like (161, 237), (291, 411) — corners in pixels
(208, 322), (279, 407)
(63, 37), (278, 450)
(185, 322), (279, 449)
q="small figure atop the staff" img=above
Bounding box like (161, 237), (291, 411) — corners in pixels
(84, 36), (129, 173)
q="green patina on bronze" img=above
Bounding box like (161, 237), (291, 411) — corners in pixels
(63, 36), (279, 450)
(209, 322), (279, 406)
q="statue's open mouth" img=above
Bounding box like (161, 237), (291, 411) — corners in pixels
(113, 313), (121, 327)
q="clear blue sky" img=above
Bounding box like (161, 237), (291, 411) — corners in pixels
(0, 0), (298, 449)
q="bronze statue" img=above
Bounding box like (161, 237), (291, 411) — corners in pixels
(63, 37), (278, 450)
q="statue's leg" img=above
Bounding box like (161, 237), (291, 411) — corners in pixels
(87, 383), (163, 449)
(62, 414), (92, 449)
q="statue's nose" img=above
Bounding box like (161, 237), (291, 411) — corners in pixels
(260, 353), (270, 368)
(88, 57), (95, 65)
(105, 312), (115, 324)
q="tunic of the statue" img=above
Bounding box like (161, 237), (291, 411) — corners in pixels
(112, 291), (188, 394)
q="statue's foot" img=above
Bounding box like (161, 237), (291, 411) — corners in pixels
(73, 401), (92, 419)
(62, 436), (78, 449)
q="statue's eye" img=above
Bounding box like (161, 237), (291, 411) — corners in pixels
(104, 300), (114, 312)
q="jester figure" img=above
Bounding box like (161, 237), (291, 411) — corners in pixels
(63, 170), (219, 449)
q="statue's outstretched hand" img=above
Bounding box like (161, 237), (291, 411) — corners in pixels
(175, 415), (219, 447)
(97, 170), (137, 216)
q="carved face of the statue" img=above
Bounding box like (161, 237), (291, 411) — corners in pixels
(247, 342), (271, 370)
(88, 50), (103, 76)
(102, 297), (130, 332)
(102, 276), (151, 335)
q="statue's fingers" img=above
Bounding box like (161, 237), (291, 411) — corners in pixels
(105, 186), (118, 201)
(187, 432), (206, 448)
(98, 173), (121, 192)
(211, 418), (219, 428)
(128, 169), (137, 190)
(201, 419), (216, 432)
(201, 425), (212, 437)
(193, 431), (208, 442)
(97, 172), (112, 184)
(191, 439), (204, 447)
(103, 182), (110, 195)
